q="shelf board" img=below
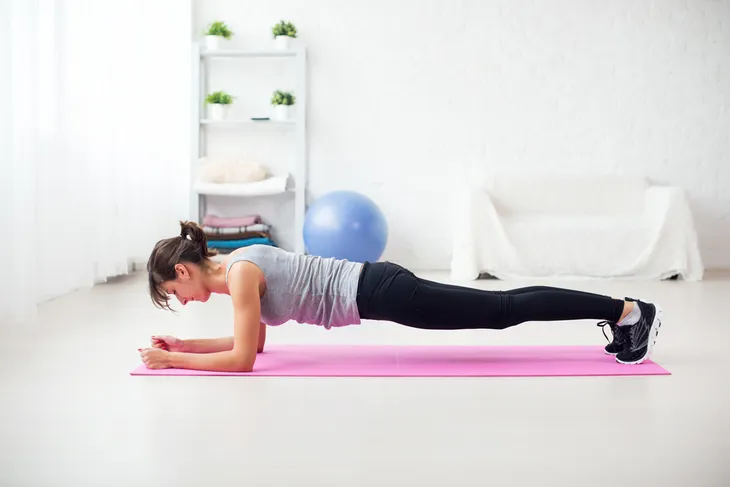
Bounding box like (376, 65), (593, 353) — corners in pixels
(201, 49), (298, 59)
(200, 119), (295, 126)
(193, 177), (292, 197)
(194, 186), (294, 197)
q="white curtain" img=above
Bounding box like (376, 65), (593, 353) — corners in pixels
(1, 0), (192, 325)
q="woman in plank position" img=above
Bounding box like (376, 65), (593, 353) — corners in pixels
(140, 221), (662, 371)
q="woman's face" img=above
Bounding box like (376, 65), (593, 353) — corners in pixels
(163, 263), (211, 305)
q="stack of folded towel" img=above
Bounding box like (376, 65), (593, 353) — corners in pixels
(202, 214), (276, 251)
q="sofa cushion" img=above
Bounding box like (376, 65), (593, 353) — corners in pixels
(483, 173), (647, 217)
(501, 215), (653, 275)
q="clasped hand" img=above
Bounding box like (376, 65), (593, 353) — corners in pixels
(138, 335), (182, 369)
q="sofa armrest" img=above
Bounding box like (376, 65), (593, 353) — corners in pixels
(450, 187), (511, 281)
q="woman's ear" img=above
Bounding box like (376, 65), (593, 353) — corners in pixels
(174, 263), (190, 280)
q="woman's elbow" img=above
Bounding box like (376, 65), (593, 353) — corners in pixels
(231, 353), (255, 373)
(232, 362), (254, 373)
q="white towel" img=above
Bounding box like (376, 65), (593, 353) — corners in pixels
(193, 174), (289, 196)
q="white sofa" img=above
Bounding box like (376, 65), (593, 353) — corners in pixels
(450, 173), (704, 281)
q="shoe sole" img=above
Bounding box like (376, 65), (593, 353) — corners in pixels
(615, 302), (662, 365)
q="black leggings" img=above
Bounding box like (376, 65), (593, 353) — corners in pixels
(356, 262), (625, 330)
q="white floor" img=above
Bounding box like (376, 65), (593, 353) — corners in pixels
(1, 271), (729, 487)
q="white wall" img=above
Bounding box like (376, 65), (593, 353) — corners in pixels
(194, 0), (730, 270)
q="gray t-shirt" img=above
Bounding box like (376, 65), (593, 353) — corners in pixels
(225, 245), (364, 329)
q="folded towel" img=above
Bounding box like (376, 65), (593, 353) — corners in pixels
(203, 215), (262, 228)
(197, 158), (268, 184)
(206, 231), (271, 241)
(207, 237), (276, 249)
(193, 175), (289, 197)
(203, 224), (271, 234)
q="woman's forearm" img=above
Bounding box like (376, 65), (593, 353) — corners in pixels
(183, 337), (234, 353)
(169, 349), (255, 372)
(183, 324), (266, 354)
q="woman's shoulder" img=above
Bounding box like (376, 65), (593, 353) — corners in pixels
(225, 245), (288, 297)
(228, 244), (282, 260)
(225, 245), (290, 276)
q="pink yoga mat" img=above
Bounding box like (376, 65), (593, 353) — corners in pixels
(130, 345), (670, 377)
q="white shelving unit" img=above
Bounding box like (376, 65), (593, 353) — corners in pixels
(199, 119), (296, 126)
(191, 44), (307, 253)
(201, 50), (298, 59)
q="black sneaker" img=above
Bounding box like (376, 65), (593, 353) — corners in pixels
(615, 299), (663, 365)
(597, 321), (626, 355)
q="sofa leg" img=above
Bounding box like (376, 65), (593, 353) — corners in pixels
(477, 272), (499, 280)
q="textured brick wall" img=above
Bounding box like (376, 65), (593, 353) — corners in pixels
(196, 0), (730, 269)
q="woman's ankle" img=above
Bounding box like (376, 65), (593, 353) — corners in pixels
(617, 301), (642, 326)
(618, 301), (635, 322)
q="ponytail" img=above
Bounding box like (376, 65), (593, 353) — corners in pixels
(179, 220), (216, 259)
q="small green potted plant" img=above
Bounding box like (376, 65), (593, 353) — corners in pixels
(203, 21), (233, 51)
(272, 20), (297, 50)
(271, 90), (295, 121)
(205, 90), (234, 120)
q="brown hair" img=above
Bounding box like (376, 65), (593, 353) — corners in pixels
(147, 221), (218, 311)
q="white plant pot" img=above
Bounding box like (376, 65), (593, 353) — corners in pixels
(208, 103), (230, 121)
(204, 35), (223, 51)
(275, 35), (292, 50)
(273, 104), (291, 122)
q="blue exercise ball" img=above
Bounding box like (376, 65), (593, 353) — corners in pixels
(304, 191), (388, 263)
